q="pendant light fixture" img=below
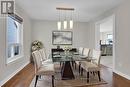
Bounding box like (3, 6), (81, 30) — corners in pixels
(69, 20), (73, 29)
(63, 10), (67, 29)
(69, 10), (74, 29)
(57, 10), (61, 30)
(56, 7), (74, 30)
(63, 20), (67, 29)
(57, 21), (61, 30)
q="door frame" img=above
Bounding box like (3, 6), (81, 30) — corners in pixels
(95, 14), (116, 69)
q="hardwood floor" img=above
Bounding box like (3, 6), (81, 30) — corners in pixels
(2, 63), (130, 87)
(2, 63), (35, 87)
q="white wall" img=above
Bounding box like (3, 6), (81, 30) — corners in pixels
(89, 0), (130, 79)
(114, 0), (130, 79)
(32, 20), (90, 55)
(0, 5), (32, 86)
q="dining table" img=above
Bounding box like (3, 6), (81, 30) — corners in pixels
(49, 52), (92, 80)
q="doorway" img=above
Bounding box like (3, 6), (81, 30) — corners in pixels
(95, 15), (115, 69)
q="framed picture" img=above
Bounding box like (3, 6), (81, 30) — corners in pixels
(52, 31), (72, 45)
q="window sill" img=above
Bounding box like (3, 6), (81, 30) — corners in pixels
(6, 55), (24, 65)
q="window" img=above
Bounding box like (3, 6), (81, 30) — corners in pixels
(7, 14), (23, 63)
(107, 34), (113, 44)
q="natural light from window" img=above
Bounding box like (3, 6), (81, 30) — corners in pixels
(7, 15), (23, 63)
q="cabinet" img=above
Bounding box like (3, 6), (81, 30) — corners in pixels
(100, 44), (113, 56)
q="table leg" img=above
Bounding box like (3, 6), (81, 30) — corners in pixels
(61, 61), (75, 80)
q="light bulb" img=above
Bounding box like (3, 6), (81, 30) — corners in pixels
(70, 20), (73, 29)
(57, 21), (61, 30)
(64, 20), (67, 29)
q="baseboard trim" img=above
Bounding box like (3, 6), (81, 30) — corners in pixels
(0, 61), (30, 86)
(114, 70), (130, 80)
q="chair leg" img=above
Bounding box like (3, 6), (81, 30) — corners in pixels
(81, 68), (83, 76)
(98, 71), (101, 81)
(79, 64), (81, 74)
(61, 62), (65, 74)
(34, 75), (39, 87)
(52, 75), (54, 87)
(87, 72), (89, 83)
(72, 61), (74, 68)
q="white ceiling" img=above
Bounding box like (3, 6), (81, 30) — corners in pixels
(15, 0), (123, 22)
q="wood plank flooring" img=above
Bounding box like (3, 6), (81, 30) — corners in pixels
(2, 63), (130, 87)
(2, 63), (35, 87)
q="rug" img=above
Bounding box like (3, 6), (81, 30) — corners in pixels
(30, 64), (107, 87)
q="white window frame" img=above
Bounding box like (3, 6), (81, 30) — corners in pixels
(107, 34), (113, 44)
(6, 14), (24, 64)
(107, 34), (113, 40)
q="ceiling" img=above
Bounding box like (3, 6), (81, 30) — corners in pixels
(16, 0), (123, 22)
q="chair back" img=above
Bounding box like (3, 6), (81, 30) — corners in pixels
(92, 49), (101, 66)
(32, 51), (42, 71)
(39, 48), (47, 61)
(83, 48), (90, 57)
(78, 47), (84, 55)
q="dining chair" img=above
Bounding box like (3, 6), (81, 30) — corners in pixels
(82, 48), (90, 57)
(80, 48), (90, 74)
(80, 49), (101, 82)
(74, 47), (83, 70)
(39, 48), (47, 61)
(78, 47), (84, 55)
(39, 48), (53, 64)
(76, 48), (90, 74)
(32, 51), (55, 87)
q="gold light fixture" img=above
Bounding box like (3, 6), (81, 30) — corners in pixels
(56, 7), (74, 30)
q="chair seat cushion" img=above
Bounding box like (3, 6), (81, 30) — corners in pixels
(81, 61), (100, 71)
(42, 59), (53, 64)
(37, 64), (55, 75)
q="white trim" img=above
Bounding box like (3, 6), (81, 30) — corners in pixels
(6, 55), (24, 64)
(6, 15), (24, 64)
(0, 61), (30, 86)
(112, 14), (116, 70)
(114, 70), (130, 80)
(95, 14), (115, 69)
(95, 22), (100, 50)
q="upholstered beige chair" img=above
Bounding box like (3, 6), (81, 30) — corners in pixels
(39, 48), (47, 61)
(78, 47), (84, 55)
(80, 49), (101, 82)
(39, 48), (53, 64)
(80, 48), (90, 74)
(82, 48), (90, 57)
(75, 47), (83, 70)
(32, 51), (55, 87)
(76, 48), (90, 74)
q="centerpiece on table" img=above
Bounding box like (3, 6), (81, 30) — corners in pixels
(63, 46), (72, 56)
(31, 40), (43, 52)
